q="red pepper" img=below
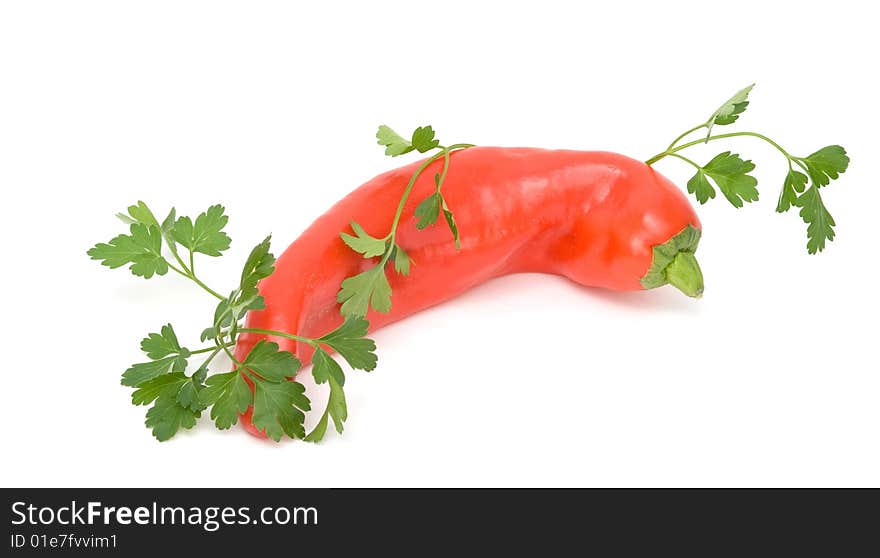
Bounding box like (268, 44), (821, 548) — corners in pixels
(235, 148), (702, 437)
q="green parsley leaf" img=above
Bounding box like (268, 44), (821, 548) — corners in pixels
(199, 371), (252, 430)
(414, 193), (441, 229)
(304, 375), (347, 442)
(312, 347), (346, 386)
(145, 395), (201, 442)
(251, 377), (310, 441)
(161, 207), (177, 235)
(176, 379), (202, 412)
(124, 200), (161, 227)
(319, 317), (378, 371)
(304, 410), (329, 442)
(131, 372), (190, 406)
(211, 296), (234, 329)
(440, 195), (460, 249)
(776, 169), (808, 213)
(242, 340), (301, 382)
(140, 324), (187, 359)
(392, 244), (411, 275)
(200, 326), (218, 342)
(122, 354), (188, 387)
(337, 266), (392, 317)
(799, 145), (849, 188)
(326, 376), (347, 433)
(686, 169), (717, 204)
(414, 175), (460, 248)
(192, 365), (208, 386)
(115, 212), (136, 225)
(319, 315), (369, 340)
(125, 324), (191, 386)
(210, 290), (263, 331)
(376, 125), (414, 157)
(88, 223), (169, 278)
(411, 125), (440, 153)
(340, 221), (388, 258)
(700, 152), (759, 208)
(240, 236), (275, 293)
(171, 205), (232, 257)
(707, 83), (754, 136)
(795, 185), (836, 254)
(132, 370), (204, 440)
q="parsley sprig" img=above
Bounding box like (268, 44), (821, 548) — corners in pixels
(337, 125), (474, 316)
(646, 84), (849, 253)
(89, 202), (377, 442)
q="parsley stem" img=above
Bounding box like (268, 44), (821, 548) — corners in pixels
(216, 335), (243, 366)
(187, 273), (225, 301)
(647, 131), (797, 166)
(671, 131), (795, 160)
(438, 147), (452, 192)
(190, 344), (233, 355)
(166, 262), (190, 278)
(237, 327), (318, 347)
(666, 152), (702, 171)
(666, 124), (707, 151)
(199, 346), (222, 369)
(165, 240), (193, 276)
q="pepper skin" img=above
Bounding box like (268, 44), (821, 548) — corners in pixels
(234, 148), (702, 437)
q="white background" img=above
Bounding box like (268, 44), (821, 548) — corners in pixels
(1, 1), (878, 487)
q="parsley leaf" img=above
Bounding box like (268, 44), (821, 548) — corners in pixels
(697, 152), (759, 208)
(199, 371), (252, 430)
(686, 169), (716, 204)
(798, 145), (849, 188)
(123, 200), (161, 227)
(241, 236), (276, 291)
(325, 376), (347, 433)
(88, 223), (169, 278)
(304, 376), (347, 442)
(140, 324), (187, 359)
(776, 169), (808, 213)
(440, 195), (460, 249)
(707, 83), (754, 136)
(122, 324), (191, 386)
(415, 193), (441, 229)
(337, 266), (392, 317)
(312, 347), (345, 385)
(145, 395), (201, 442)
(306, 319), (376, 442)
(319, 317), (378, 371)
(392, 244), (411, 275)
(304, 411), (329, 442)
(340, 221), (387, 258)
(175, 379), (202, 411)
(376, 125), (414, 157)
(795, 185), (836, 254)
(242, 340), (301, 382)
(122, 355), (188, 387)
(411, 125), (440, 153)
(161, 207), (177, 235)
(251, 377), (310, 441)
(131, 372), (204, 441)
(131, 372), (190, 406)
(415, 174), (460, 247)
(203, 236), (275, 340)
(171, 204), (232, 257)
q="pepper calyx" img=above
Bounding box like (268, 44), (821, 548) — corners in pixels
(640, 224), (704, 298)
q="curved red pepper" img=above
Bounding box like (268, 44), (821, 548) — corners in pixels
(235, 148), (701, 437)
